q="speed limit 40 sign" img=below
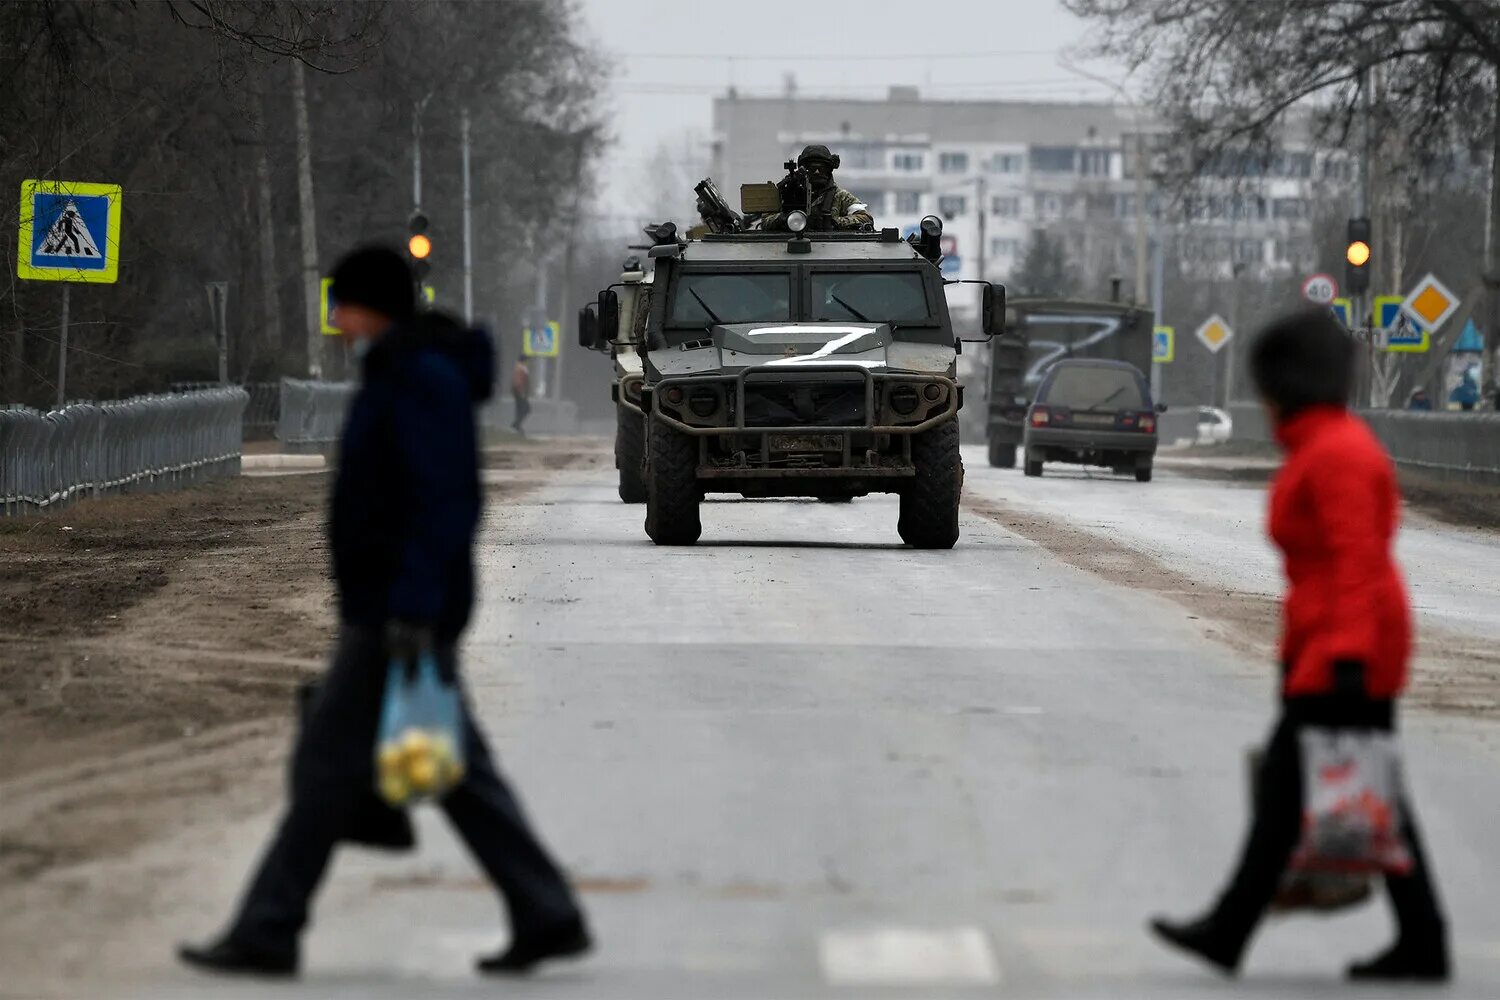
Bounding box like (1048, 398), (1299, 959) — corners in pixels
(1302, 273), (1339, 305)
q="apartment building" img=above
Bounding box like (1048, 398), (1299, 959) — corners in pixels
(711, 87), (1340, 292)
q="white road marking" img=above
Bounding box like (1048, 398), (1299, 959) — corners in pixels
(819, 926), (1001, 985)
(1004, 705), (1045, 715)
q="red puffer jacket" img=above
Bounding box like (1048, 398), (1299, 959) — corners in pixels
(1269, 406), (1410, 699)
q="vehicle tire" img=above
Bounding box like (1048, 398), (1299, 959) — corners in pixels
(645, 421), (701, 545)
(1024, 456), (1043, 477)
(898, 420), (962, 549)
(987, 439), (1016, 468)
(1135, 462), (1153, 483)
(615, 405), (647, 503)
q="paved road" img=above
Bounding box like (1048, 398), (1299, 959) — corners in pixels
(94, 450), (1500, 998)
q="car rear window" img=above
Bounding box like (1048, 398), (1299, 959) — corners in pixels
(1042, 366), (1145, 410)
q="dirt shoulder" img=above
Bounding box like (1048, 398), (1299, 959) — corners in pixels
(0, 440), (605, 891)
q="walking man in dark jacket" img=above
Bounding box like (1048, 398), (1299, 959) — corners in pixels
(1151, 308), (1447, 982)
(179, 246), (590, 978)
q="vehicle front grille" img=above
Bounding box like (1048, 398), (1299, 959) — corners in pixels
(741, 379), (867, 427)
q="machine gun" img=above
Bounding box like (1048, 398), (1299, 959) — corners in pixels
(775, 159), (815, 220)
(693, 178), (745, 234)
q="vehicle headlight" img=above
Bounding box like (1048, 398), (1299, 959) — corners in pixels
(923, 383), (944, 402)
(786, 210), (809, 233)
(889, 384), (920, 415)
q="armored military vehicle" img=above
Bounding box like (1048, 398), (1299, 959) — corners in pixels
(983, 297), (1154, 468)
(592, 214), (1004, 548)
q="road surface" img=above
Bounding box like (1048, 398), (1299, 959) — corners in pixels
(18, 445), (1500, 999)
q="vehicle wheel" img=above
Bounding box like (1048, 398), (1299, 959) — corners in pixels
(898, 420), (962, 549)
(645, 421), (701, 545)
(615, 405), (647, 503)
(1135, 463), (1153, 483)
(1024, 457), (1043, 477)
(987, 439), (1016, 468)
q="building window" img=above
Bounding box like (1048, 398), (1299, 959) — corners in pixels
(937, 194), (967, 218)
(1115, 195), (1136, 219)
(838, 143), (886, 170)
(1030, 146), (1077, 173)
(990, 195), (1020, 217)
(986, 153), (1025, 174)
(1079, 149), (1110, 177)
(891, 151), (925, 172)
(938, 151), (969, 174)
(894, 190), (921, 213)
(1271, 198), (1305, 220)
(1036, 193), (1064, 219)
(989, 237), (1021, 257)
(1234, 238), (1264, 265)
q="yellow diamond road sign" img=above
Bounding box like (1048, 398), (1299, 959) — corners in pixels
(1401, 273), (1459, 332)
(1195, 314), (1234, 354)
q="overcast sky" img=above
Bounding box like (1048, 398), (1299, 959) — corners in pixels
(575, 0), (1129, 214)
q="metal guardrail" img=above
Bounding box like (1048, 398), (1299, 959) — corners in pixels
(276, 378), (355, 453)
(174, 381), (280, 438)
(1227, 402), (1500, 486)
(0, 388), (248, 517)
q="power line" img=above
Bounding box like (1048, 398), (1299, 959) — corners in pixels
(618, 49), (1064, 61)
(613, 79), (1120, 97)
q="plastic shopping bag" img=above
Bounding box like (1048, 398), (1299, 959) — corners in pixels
(1289, 728), (1412, 877)
(1244, 748), (1373, 913)
(374, 652), (466, 807)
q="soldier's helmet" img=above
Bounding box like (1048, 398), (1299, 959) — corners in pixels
(797, 144), (840, 169)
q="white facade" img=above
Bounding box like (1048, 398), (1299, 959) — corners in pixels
(712, 90), (1333, 292)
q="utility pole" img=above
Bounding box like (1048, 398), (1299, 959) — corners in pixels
(1356, 61), (1373, 407)
(1150, 212), (1166, 404)
(1134, 130), (1148, 304)
(1486, 81), (1500, 397)
(56, 285), (69, 409)
(976, 173), (987, 287)
(251, 87), (282, 363)
(461, 108), (474, 324)
(290, 59), (321, 380)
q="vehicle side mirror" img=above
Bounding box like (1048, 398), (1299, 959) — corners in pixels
(597, 288), (620, 343)
(1156, 402), (1168, 413)
(577, 305), (599, 351)
(982, 282), (1006, 337)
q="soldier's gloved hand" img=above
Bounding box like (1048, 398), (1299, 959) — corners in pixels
(385, 619), (434, 671)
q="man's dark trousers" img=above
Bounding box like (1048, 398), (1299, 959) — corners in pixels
(512, 396), (530, 433)
(1210, 707), (1445, 949)
(227, 628), (579, 954)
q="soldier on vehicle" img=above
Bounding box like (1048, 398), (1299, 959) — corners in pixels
(762, 145), (875, 232)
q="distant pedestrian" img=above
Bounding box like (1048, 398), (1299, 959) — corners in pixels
(511, 357), (532, 435)
(1450, 366), (1480, 411)
(178, 246), (590, 979)
(1150, 307), (1448, 982)
(1406, 387), (1432, 411)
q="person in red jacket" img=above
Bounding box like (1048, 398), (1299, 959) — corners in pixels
(1151, 308), (1448, 981)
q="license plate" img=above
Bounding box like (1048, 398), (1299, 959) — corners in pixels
(1072, 413), (1115, 426)
(770, 434), (843, 452)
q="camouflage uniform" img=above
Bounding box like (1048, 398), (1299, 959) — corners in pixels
(764, 185), (874, 232)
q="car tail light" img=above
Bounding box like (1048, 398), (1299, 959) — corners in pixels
(1030, 406), (1050, 426)
(1140, 414), (1156, 434)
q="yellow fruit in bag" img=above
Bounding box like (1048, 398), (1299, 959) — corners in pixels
(378, 770), (411, 807)
(400, 728), (433, 759)
(406, 753), (438, 793)
(377, 742), (403, 774)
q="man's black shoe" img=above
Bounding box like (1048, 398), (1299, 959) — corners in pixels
(476, 917), (592, 975)
(1149, 915), (1243, 977)
(1348, 941), (1450, 982)
(177, 938), (298, 978)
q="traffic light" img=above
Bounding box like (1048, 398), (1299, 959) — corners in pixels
(1345, 217), (1371, 295)
(408, 212), (431, 281)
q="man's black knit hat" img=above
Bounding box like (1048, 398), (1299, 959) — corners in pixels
(330, 245), (415, 321)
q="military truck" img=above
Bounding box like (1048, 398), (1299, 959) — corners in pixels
(591, 215), (1004, 548)
(579, 257), (653, 502)
(983, 297), (1154, 468)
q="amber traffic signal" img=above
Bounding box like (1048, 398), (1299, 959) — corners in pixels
(1345, 217), (1371, 294)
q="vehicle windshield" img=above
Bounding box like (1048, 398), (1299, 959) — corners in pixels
(812, 271), (930, 324)
(668, 272), (791, 327)
(1042, 366), (1145, 410)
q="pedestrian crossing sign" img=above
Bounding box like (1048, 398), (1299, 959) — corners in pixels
(320, 278), (341, 335)
(524, 321), (560, 358)
(17, 179), (122, 283)
(1152, 325), (1174, 363)
(1376, 293), (1429, 353)
(1329, 298), (1352, 327)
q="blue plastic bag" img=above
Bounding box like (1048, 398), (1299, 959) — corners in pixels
(374, 652), (466, 807)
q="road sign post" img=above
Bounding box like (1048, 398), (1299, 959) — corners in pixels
(1152, 325), (1175, 363)
(17, 179), (124, 407)
(1302, 273), (1338, 305)
(1401, 274), (1460, 333)
(1196, 314), (1235, 409)
(523, 321), (561, 358)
